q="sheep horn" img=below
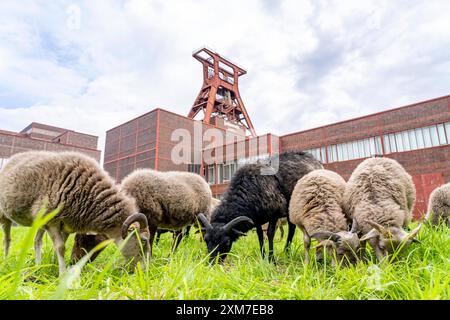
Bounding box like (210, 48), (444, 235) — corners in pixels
(222, 216), (254, 233)
(360, 229), (379, 241)
(310, 232), (341, 242)
(197, 213), (213, 232)
(407, 223), (422, 242)
(366, 220), (389, 236)
(121, 213), (148, 240)
(350, 217), (359, 233)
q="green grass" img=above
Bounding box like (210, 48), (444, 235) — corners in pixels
(0, 221), (448, 300)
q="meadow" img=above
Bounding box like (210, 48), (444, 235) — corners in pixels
(0, 219), (448, 300)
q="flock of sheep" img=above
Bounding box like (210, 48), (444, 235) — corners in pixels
(0, 150), (448, 276)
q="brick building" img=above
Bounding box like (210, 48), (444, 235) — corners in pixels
(104, 95), (450, 219)
(0, 122), (101, 168)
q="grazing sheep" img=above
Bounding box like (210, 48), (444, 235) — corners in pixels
(121, 169), (212, 256)
(425, 183), (450, 227)
(198, 151), (323, 263)
(0, 151), (150, 275)
(344, 157), (421, 261)
(71, 191), (219, 263)
(289, 169), (359, 266)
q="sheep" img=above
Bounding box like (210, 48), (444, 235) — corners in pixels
(0, 151), (54, 258)
(0, 151), (150, 275)
(425, 183), (450, 227)
(120, 168), (212, 256)
(71, 190), (219, 263)
(198, 151), (323, 263)
(343, 157), (421, 261)
(289, 169), (360, 266)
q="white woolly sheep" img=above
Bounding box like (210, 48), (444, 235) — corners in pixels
(343, 157), (421, 261)
(289, 169), (360, 266)
(0, 151), (150, 275)
(425, 182), (450, 227)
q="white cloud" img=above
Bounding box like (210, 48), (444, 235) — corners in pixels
(0, 0), (449, 161)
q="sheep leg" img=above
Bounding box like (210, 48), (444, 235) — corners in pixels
(1, 219), (12, 258)
(279, 224), (284, 240)
(267, 219), (277, 262)
(155, 230), (162, 244)
(34, 228), (45, 265)
(284, 220), (296, 252)
(46, 226), (67, 276)
(256, 225), (266, 258)
(148, 225), (158, 259)
(358, 240), (367, 261)
(184, 225), (191, 238)
(303, 232), (311, 264)
(171, 229), (183, 252)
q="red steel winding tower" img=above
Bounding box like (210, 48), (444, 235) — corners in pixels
(188, 47), (256, 137)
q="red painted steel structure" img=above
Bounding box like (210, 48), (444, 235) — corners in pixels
(188, 47), (256, 137)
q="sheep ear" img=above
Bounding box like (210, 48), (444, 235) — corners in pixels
(360, 228), (379, 241)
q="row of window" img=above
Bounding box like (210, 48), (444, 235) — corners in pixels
(305, 137), (382, 164)
(305, 121), (450, 164)
(383, 122), (450, 154)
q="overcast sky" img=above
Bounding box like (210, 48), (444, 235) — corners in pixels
(1, 0), (449, 155)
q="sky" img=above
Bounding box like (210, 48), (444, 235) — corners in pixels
(1, 0), (450, 158)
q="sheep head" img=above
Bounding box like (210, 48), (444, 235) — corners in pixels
(311, 218), (361, 266)
(198, 213), (253, 263)
(360, 220), (421, 260)
(120, 213), (150, 266)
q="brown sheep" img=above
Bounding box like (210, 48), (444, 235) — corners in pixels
(0, 151), (150, 275)
(344, 157), (421, 261)
(289, 169), (359, 266)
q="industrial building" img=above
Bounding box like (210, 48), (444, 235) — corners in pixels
(104, 48), (450, 219)
(0, 122), (101, 169)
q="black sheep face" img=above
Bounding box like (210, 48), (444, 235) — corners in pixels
(203, 229), (234, 263)
(197, 213), (254, 264)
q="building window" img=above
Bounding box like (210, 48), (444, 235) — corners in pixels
(445, 122), (450, 143)
(205, 165), (215, 184)
(437, 124), (447, 145)
(217, 164), (223, 184)
(223, 161), (237, 181)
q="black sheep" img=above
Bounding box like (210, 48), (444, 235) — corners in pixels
(198, 151), (323, 263)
